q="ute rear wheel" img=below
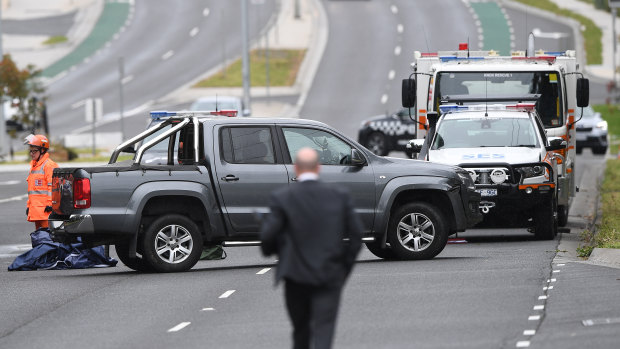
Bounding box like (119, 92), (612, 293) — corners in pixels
(387, 203), (448, 260)
(141, 214), (203, 273)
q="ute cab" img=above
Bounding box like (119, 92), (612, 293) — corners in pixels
(407, 104), (566, 240)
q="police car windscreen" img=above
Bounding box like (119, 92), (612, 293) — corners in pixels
(431, 118), (540, 149)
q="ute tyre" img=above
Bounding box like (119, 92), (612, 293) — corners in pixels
(365, 241), (397, 260)
(535, 199), (557, 240)
(557, 205), (568, 227)
(592, 146), (607, 155)
(575, 147), (583, 154)
(365, 132), (388, 156)
(387, 203), (448, 260)
(115, 240), (153, 272)
(141, 214), (203, 273)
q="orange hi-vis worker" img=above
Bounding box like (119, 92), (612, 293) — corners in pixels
(24, 134), (58, 230)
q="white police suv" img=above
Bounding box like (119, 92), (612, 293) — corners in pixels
(408, 104), (567, 240)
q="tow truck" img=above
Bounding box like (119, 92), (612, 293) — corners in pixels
(401, 44), (590, 227)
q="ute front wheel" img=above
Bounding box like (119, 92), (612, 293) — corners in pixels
(115, 239), (152, 272)
(365, 241), (397, 260)
(535, 199), (557, 240)
(387, 203), (448, 260)
(141, 214), (203, 273)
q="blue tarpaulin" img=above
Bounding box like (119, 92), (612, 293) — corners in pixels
(8, 229), (117, 271)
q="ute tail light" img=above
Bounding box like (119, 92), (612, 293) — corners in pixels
(74, 178), (91, 209)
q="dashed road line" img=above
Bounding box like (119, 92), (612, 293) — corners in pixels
(162, 50), (174, 60)
(528, 315), (541, 321)
(394, 46), (401, 56)
(167, 322), (191, 332)
(397, 24), (403, 33)
(380, 94), (389, 104)
(0, 194), (27, 204)
(201, 307), (215, 311)
(523, 329), (536, 336)
(256, 268), (271, 275)
(190, 27), (199, 37)
(516, 340), (530, 348)
(219, 290), (235, 298)
(203, 8), (210, 16)
(533, 305), (545, 310)
(388, 70), (395, 80)
(390, 5), (398, 14)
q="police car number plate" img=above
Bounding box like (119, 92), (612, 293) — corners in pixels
(476, 189), (497, 197)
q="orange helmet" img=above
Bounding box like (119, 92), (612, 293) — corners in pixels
(24, 134), (50, 149)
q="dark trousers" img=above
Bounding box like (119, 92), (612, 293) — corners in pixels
(284, 279), (344, 349)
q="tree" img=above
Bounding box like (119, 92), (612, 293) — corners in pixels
(0, 54), (46, 137)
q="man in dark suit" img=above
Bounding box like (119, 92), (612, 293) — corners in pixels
(260, 147), (363, 349)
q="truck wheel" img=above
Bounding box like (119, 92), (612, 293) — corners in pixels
(387, 203), (448, 260)
(535, 200), (557, 240)
(365, 241), (397, 260)
(557, 205), (568, 227)
(114, 240), (153, 272)
(365, 132), (388, 156)
(141, 214), (203, 272)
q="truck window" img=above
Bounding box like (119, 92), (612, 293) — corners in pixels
(436, 72), (563, 127)
(282, 127), (352, 165)
(220, 127), (276, 164)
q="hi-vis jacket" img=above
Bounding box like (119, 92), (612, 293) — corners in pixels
(27, 153), (58, 222)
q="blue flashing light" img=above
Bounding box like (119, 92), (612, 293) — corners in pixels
(439, 105), (469, 113)
(544, 51), (565, 56)
(439, 56), (484, 62)
(150, 111), (177, 119)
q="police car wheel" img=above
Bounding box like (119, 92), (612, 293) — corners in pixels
(365, 132), (388, 156)
(387, 202), (448, 260)
(141, 214), (203, 272)
(365, 241), (397, 259)
(115, 239), (153, 272)
(575, 147), (583, 154)
(534, 200), (557, 240)
(557, 205), (568, 227)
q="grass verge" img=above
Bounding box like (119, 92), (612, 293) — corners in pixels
(193, 49), (306, 88)
(577, 105), (620, 256)
(513, 0), (602, 65)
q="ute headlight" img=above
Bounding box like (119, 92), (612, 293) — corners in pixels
(490, 169), (507, 184)
(457, 171), (475, 190)
(517, 165), (545, 179)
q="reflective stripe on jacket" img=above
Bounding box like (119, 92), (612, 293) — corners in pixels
(26, 153), (59, 222)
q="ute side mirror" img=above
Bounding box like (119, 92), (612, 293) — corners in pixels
(576, 78), (589, 108)
(546, 137), (567, 152)
(350, 148), (367, 166)
(427, 112), (439, 128)
(402, 78), (416, 108)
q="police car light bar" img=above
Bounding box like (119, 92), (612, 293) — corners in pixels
(439, 103), (536, 113)
(150, 110), (238, 120)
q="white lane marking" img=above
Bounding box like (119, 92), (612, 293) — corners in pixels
(394, 46), (401, 56)
(533, 305), (544, 310)
(397, 24), (403, 33)
(388, 70), (395, 80)
(528, 315), (541, 321)
(167, 322), (191, 332)
(556, 263), (566, 266)
(0, 244), (32, 258)
(0, 180), (20, 185)
(71, 100), (87, 109)
(538, 295), (548, 300)
(390, 5), (398, 14)
(380, 94), (388, 104)
(121, 75), (134, 85)
(256, 268), (271, 275)
(523, 330), (536, 336)
(203, 8), (210, 16)
(0, 194), (27, 204)
(516, 341), (530, 348)
(201, 307), (214, 311)
(547, 278), (557, 282)
(552, 270), (561, 273)
(219, 290), (235, 298)
(162, 50), (174, 60)
(190, 27), (199, 37)
(548, 285), (554, 290)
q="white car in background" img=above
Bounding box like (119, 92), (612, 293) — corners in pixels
(189, 96), (250, 117)
(575, 106), (608, 155)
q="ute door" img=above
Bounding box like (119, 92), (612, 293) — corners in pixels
(213, 125), (290, 234)
(278, 126), (376, 232)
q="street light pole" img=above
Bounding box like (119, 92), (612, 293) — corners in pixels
(241, 0), (251, 114)
(118, 57), (126, 141)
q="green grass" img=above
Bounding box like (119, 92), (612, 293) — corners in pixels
(194, 49), (306, 87)
(42, 36), (68, 45)
(513, 0), (603, 65)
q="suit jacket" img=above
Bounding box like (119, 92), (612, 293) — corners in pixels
(260, 180), (363, 286)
